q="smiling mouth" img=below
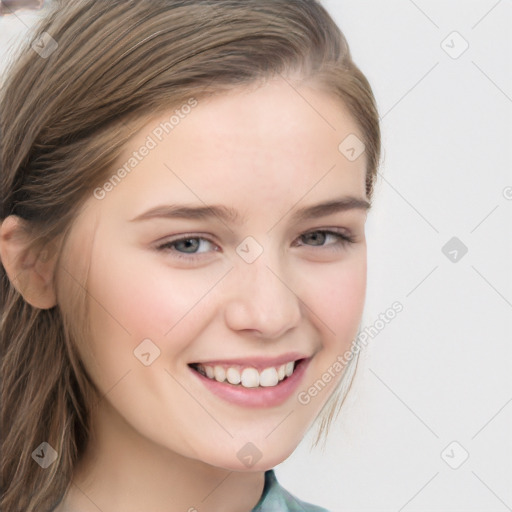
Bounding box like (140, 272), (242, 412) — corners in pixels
(188, 358), (306, 389)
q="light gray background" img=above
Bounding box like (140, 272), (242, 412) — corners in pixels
(1, 1), (511, 511)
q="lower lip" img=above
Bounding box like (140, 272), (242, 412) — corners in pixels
(189, 358), (311, 408)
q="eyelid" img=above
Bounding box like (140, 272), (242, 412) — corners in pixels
(155, 233), (218, 252)
(295, 228), (357, 246)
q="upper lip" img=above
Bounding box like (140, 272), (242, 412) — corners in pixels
(190, 352), (311, 371)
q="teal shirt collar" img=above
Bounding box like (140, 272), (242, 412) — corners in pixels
(251, 469), (330, 512)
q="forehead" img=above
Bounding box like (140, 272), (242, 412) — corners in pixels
(97, 78), (368, 220)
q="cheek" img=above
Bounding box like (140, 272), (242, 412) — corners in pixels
(83, 243), (225, 365)
(305, 253), (367, 347)
(89, 255), (173, 337)
(85, 249), (182, 345)
(77, 247), (188, 395)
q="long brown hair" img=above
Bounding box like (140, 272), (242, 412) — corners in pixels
(0, 1), (381, 509)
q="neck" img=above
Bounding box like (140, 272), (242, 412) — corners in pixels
(58, 398), (266, 512)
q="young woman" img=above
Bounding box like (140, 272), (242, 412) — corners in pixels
(0, 1), (381, 510)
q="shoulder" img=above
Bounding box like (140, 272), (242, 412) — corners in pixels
(251, 469), (331, 512)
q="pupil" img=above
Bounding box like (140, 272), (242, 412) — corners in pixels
(305, 232), (325, 246)
(178, 239), (199, 253)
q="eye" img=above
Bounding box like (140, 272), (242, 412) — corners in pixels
(156, 235), (218, 261)
(295, 229), (356, 249)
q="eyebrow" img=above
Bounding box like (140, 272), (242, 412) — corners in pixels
(129, 196), (371, 225)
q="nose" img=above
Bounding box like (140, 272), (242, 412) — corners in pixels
(223, 251), (302, 339)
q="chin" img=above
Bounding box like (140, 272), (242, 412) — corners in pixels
(206, 441), (297, 473)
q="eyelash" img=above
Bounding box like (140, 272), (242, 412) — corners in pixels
(156, 229), (356, 262)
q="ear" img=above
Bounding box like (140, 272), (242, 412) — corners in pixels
(0, 215), (59, 309)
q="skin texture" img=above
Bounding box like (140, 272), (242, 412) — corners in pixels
(0, 76), (369, 511)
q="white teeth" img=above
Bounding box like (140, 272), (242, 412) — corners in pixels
(194, 360), (298, 388)
(241, 368), (259, 388)
(226, 367), (241, 385)
(259, 367), (279, 387)
(213, 365), (226, 382)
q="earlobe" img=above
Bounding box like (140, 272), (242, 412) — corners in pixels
(0, 215), (59, 309)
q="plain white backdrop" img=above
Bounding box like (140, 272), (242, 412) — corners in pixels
(1, 1), (511, 511)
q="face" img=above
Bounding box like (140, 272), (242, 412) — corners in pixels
(58, 76), (369, 472)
